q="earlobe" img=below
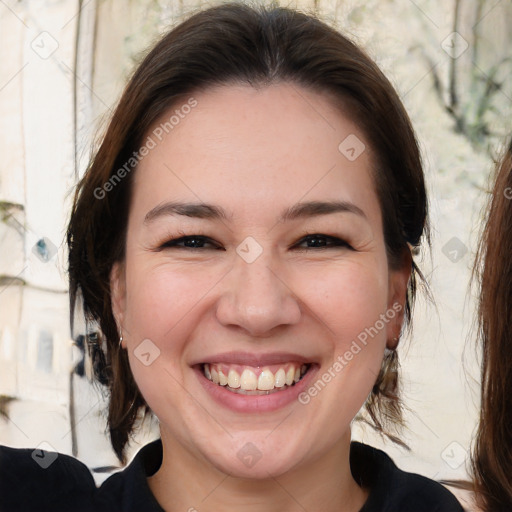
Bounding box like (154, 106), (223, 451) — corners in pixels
(110, 261), (127, 337)
(386, 249), (412, 349)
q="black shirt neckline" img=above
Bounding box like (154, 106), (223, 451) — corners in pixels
(95, 439), (463, 512)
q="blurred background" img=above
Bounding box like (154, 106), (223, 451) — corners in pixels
(0, 0), (511, 488)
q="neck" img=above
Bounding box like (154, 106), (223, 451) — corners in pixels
(148, 430), (368, 512)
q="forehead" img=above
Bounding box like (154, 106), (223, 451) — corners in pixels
(132, 83), (381, 226)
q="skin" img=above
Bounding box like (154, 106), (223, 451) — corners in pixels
(111, 83), (410, 512)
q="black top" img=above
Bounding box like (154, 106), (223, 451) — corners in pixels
(0, 440), (463, 512)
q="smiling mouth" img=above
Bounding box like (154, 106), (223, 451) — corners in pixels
(201, 362), (312, 395)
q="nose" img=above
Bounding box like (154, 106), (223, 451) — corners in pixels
(215, 252), (301, 337)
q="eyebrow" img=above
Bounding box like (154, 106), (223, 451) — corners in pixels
(280, 200), (366, 222)
(144, 200), (366, 224)
(144, 202), (228, 223)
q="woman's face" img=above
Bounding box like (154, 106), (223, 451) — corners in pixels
(111, 83), (409, 478)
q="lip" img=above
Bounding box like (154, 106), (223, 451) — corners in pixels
(193, 362), (319, 413)
(190, 351), (317, 367)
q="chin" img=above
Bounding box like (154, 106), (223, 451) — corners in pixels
(213, 452), (299, 480)
(200, 434), (305, 480)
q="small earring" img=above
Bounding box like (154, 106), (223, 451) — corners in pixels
(119, 334), (124, 347)
(386, 337), (399, 351)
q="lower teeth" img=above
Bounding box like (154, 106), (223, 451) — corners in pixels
(224, 383), (294, 395)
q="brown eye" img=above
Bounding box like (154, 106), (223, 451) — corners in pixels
(294, 234), (353, 250)
(160, 235), (223, 250)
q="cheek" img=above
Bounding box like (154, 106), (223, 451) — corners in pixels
(294, 259), (389, 339)
(291, 262), (390, 443)
(122, 263), (212, 413)
(123, 259), (219, 340)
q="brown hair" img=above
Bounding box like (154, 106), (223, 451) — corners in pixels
(472, 139), (512, 510)
(67, 3), (428, 463)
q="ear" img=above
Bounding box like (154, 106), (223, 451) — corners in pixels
(110, 261), (127, 347)
(386, 248), (412, 350)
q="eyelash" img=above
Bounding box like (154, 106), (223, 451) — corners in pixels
(157, 233), (354, 251)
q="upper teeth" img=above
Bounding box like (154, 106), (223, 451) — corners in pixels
(203, 363), (308, 391)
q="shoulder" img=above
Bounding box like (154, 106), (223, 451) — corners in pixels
(443, 485), (481, 512)
(94, 439), (164, 512)
(350, 442), (464, 512)
(0, 444), (96, 512)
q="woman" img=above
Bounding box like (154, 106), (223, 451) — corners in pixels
(0, 4), (463, 511)
(472, 139), (512, 511)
